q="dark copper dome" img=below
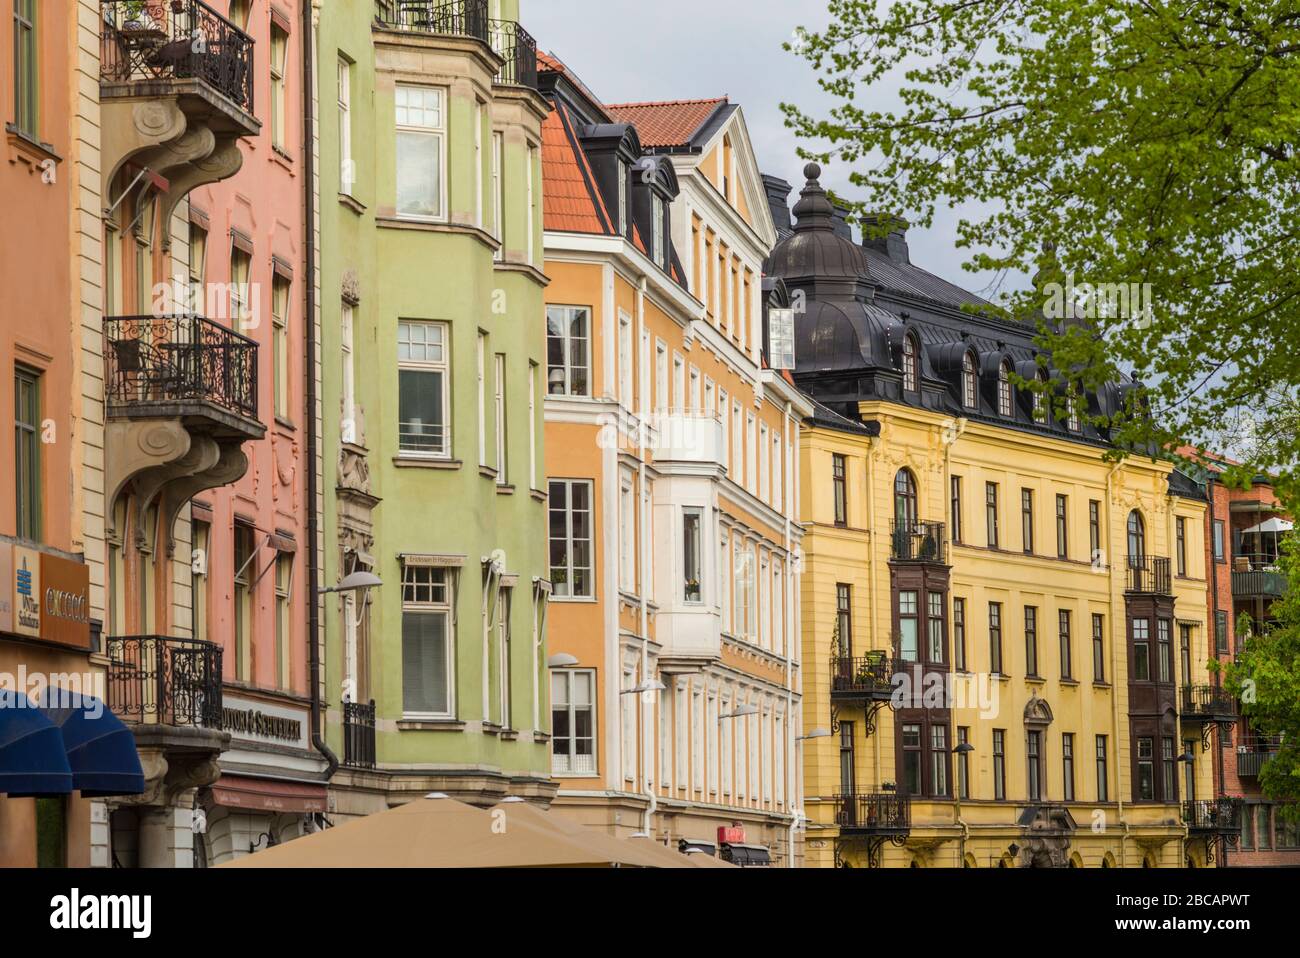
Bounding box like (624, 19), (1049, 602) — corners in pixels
(764, 163), (873, 295)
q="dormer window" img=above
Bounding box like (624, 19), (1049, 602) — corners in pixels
(998, 361), (1014, 417)
(961, 352), (977, 408)
(902, 333), (919, 392)
(652, 193), (665, 268)
(618, 158), (628, 236)
(1033, 372), (1049, 424)
(1067, 386), (1082, 432)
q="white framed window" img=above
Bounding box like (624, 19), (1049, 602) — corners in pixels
(758, 552), (770, 648)
(652, 193), (665, 267)
(719, 388), (729, 470)
(618, 159), (628, 236)
(704, 377), (715, 418)
(619, 473), (635, 592)
(495, 586), (512, 727)
(746, 413), (757, 495)
(549, 479), (593, 598)
(735, 697), (747, 799)
(338, 57), (353, 194)
(734, 541), (756, 641)
(395, 85), (445, 219)
(639, 330), (651, 418)
(658, 686), (671, 786)
(270, 25), (288, 150)
(341, 304), (356, 443)
(401, 565), (454, 717)
(476, 333), (487, 466)
(775, 711), (785, 806)
(749, 709), (760, 800)
(772, 434), (783, 511)
(720, 693), (733, 795)
(692, 688), (704, 791)
(672, 353), (685, 410)
(622, 668), (636, 783)
(683, 506), (703, 604)
(655, 340), (668, 414)
(546, 305), (590, 396)
(272, 276), (290, 418)
(759, 422), (770, 502)
(689, 367), (701, 412)
(474, 99), (484, 227)
(675, 680), (688, 785)
(707, 693), (719, 794)
(551, 669), (595, 774)
(526, 144), (538, 265)
(528, 362), (538, 490)
(397, 321), (450, 457)
(731, 401), (743, 486)
(494, 353), (507, 482)
(492, 131), (504, 259)
(772, 559), (784, 655)
(618, 311), (633, 407)
(719, 530), (732, 633)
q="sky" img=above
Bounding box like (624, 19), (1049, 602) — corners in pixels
(525, 0), (1010, 299)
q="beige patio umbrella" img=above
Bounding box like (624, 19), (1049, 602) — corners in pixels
(490, 799), (710, 868)
(626, 836), (735, 868)
(222, 793), (636, 868)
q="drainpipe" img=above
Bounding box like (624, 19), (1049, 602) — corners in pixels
(303, 0), (337, 778)
(782, 400), (797, 866)
(636, 276), (655, 835)
(1106, 461), (1124, 863)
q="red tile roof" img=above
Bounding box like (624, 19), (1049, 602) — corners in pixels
(541, 99), (611, 235)
(604, 98), (727, 148)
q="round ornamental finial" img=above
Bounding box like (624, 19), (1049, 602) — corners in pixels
(803, 161), (822, 182)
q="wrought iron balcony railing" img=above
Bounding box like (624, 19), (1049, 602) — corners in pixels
(487, 18), (538, 88)
(375, 2), (539, 89)
(105, 635), (223, 730)
(889, 520), (947, 563)
(343, 698), (377, 769)
(833, 791), (911, 835)
(830, 652), (893, 699)
(1182, 798), (1243, 834)
(100, 0), (255, 114)
(1181, 684), (1237, 721)
(105, 314), (259, 421)
(1126, 554), (1172, 594)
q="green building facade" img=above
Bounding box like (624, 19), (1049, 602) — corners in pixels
(318, 0), (554, 812)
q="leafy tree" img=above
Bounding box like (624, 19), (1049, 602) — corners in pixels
(784, 0), (1300, 496)
(784, 0), (1300, 812)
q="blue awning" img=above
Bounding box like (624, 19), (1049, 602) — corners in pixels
(0, 690), (74, 795)
(41, 692), (145, 797)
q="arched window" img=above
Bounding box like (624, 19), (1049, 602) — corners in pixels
(894, 468), (918, 530)
(961, 352), (977, 409)
(1127, 510), (1146, 563)
(1033, 372), (1049, 424)
(998, 361), (1013, 417)
(902, 333), (919, 393)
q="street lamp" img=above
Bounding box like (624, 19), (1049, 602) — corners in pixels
(620, 678), (667, 695)
(797, 727), (832, 742)
(953, 742), (975, 867)
(318, 570), (383, 594)
(547, 653), (579, 668)
(718, 703), (758, 722)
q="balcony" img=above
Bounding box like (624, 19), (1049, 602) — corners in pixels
(374, 1), (540, 90)
(1180, 684), (1237, 723)
(652, 412), (725, 465)
(889, 520), (947, 564)
(1126, 555), (1172, 595)
(100, 0), (254, 117)
(105, 314), (260, 432)
(1236, 736), (1282, 778)
(1182, 798), (1243, 835)
(105, 635), (228, 805)
(830, 652), (894, 702)
(343, 698), (378, 770)
(1232, 567), (1287, 598)
(834, 791), (911, 836)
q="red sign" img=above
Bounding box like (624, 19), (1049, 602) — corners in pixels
(718, 825), (745, 846)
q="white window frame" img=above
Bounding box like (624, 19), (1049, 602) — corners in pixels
(546, 305), (591, 397)
(618, 310), (633, 408)
(401, 564), (456, 719)
(477, 332), (487, 466)
(551, 669), (597, 775)
(341, 303), (356, 444)
(492, 131), (504, 259)
(397, 320), (451, 458)
(494, 352), (507, 482)
(549, 479), (594, 598)
(394, 85), (446, 221)
(338, 56), (353, 194)
(619, 472), (636, 593)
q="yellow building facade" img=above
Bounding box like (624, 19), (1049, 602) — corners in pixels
(538, 58), (812, 865)
(765, 165), (1230, 868)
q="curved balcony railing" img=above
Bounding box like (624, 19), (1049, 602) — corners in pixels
(488, 18), (537, 88)
(105, 635), (223, 730)
(1180, 684), (1237, 722)
(100, 0), (255, 114)
(375, 2), (539, 89)
(889, 520), (947, 563)
(105, 314), (258, 421)
(1182, 798), (1243, 834)
(834, 791), (911, 835)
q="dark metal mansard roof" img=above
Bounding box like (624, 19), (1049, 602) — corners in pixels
(762, 163), (1190, 496)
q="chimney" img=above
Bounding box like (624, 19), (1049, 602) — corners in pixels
(861, 213), (910, 265)
(831, 204), (853, 241)
(762, 174), (793, 234)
